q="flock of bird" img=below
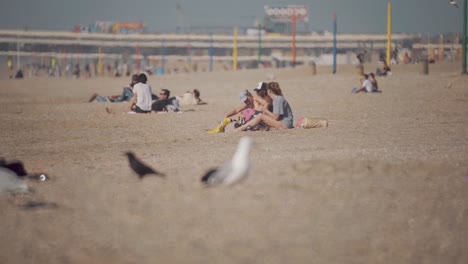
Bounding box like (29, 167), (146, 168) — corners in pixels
(1, 137), (255, 208)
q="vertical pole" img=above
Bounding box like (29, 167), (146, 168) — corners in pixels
(438, 35), (444, 61)
(209, 33), (213, 72)
(16, 35), (21, 70)
(233, 26), (238, 71)
(187, 36), (191, 71)
(333, 13), (337, 74)
(386, 1), (392, 65)
(97, 47), (102, 76)
(257, 22), (262, 64)
(292, 12), (297, 66)
(462, 0), (467, 74)
(135, 42), (140, 72)
(161, 38), (166, 74)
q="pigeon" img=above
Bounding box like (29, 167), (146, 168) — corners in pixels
(124, 151), (166, 179)
(449, 0), (459, 8)
(201, 137), (254, 186)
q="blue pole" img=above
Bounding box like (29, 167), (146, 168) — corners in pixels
(332, 13), (337, 74)
(209, 33), (213, 72)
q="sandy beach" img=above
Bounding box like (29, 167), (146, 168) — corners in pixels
(0, 62), (467, 263)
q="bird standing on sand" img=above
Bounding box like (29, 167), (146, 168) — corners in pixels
(201, 137), (254, 186)
(124, 151), (166, 179)
(0, 167), (30, 193)
(449, 0), (459, 8)
(0, 158), (49, 182)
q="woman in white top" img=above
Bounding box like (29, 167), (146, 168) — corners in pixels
(127, 73), (153, 113)
(355, 73), (378, 93)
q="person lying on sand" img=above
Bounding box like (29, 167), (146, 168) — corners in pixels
(151, 89), (181, 113)
(176, 89), (207, 106)
(89, 74), (138, 103)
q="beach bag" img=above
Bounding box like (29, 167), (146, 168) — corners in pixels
(296, 117), (328, 129)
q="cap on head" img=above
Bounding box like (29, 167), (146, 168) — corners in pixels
(239, 90), (252, 102)
(253, 82), (267, 92)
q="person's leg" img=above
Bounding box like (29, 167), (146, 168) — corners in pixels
(112, 88), (133, 102)
(121, 88), (133, 101)
(134, 106), (150, 114)
(207, 117), (233, 134)
(236, 113), (285, 131)
(96, 96), (109, 102)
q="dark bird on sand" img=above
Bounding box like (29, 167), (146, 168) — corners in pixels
(124, 151), (166, 179)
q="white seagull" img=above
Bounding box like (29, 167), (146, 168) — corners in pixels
(0, 167), (30, 193)
(201, 137), (254, 186)
(449, 0), (459, 8)
(0, 159), (49, 193)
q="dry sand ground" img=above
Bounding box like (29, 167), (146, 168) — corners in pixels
(0, 62), (467, 263)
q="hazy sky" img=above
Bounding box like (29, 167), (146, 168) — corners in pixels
(0, 0), (464, 34)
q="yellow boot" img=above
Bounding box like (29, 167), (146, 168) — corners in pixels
(207, 124), (224, 134)
(207, 118), (231, 134)
(221, 117), (232, 126)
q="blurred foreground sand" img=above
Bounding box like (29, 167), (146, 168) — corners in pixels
(0, 63), (467, 263)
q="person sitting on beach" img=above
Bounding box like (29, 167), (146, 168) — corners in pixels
(151, 89), (180, 113)
(176, 89), (207, 106)
(356, 50), (366, 65)
(207, 82), (271, 134)
(229, 82), (273, 131)
(125, 73), (153, 113)
(238, 81), (272, 131)
(376, 61), (391, 76)
(89, 74), (138, 103)
(368, 73), (379, 92)
(235, 82), (294, 131)
(354, 73), (378, 93)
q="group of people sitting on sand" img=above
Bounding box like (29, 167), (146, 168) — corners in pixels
(207, 81), (294, 133)
(89, 73), (206, 114)
(353, 72), (381, 93)
(89, 73), (301, 133)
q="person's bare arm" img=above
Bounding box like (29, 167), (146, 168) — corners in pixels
(261, 108), (280, 120)
(254, 95), (270, 109)
(225, 104), (247, 118)
(127, 92), (137, 111)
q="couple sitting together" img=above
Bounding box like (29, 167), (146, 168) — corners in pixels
(353, 72), (380, 93)
(106, 73), (180, 114)
(207, 81), (294, 133)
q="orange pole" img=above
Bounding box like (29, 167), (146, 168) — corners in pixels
(292, 12), (296, 66)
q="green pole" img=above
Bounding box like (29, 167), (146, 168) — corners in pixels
(462, 0), (467, 74)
